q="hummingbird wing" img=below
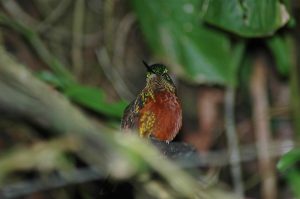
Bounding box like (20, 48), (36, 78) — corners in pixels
(121, 90), (151, 132)
(121, 96), (143, 131)
(121, 101), (136, 130)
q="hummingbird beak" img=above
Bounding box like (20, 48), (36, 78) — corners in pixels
(142, 60), (153, 73)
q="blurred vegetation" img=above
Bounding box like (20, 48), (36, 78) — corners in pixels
(0, 0), (299, 199)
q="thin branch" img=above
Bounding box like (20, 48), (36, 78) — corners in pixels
(96, 48), (134, 100)
(289, 37), (300, 138)
(250, 55), (277, 199)
(225, 87), (244, 198)
(0, 167), (104, 199)
(112, 13), (136, 82)
(37, 0), (72, 32)
(2, 0), (38, 26)
(0, 13), (74, 85)
(71, 0), (85, 77)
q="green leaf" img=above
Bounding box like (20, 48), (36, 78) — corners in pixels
(65, 85), (127, 118)
(277, 149), (300, 197)
(131, 0), (241, 85)
(36, 69), (127, 119)
(277, 148), (300, 172)
(285, 169), (300, 198)
(267, 34), (292, 76)
(36, 71), (65, 88)
(201, 0), (289, 37)
(228, 41), (246, 86)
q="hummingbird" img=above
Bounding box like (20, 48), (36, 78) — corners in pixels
(121, 61), (182, 142)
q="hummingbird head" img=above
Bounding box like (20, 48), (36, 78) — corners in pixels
(142, 61), (176, 93)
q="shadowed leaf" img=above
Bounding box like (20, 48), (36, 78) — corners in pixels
(65, 84), (127, 118)
(202, 0), (289, 37)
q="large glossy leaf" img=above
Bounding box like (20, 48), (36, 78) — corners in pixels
(201, 0), (289, 37)
(131, 0), (242, 85)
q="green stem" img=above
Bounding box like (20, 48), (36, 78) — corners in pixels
(289, 38), (300, 139)
(72, 0), (85, 76)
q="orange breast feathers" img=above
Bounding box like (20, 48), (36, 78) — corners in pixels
(138, 91), (182, 142)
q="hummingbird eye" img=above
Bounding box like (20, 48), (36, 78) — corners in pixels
(163, 73), (173, 84)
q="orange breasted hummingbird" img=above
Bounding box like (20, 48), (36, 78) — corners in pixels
(121, 61), (182, 142)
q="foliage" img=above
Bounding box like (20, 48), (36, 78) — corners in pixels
(278, 149), (300, 198)
(38, 70), (127, 118)
(131, 0), (290, 86)
(0, 12), (127, 119)
(201, 0), (289, 37)
(0, 0), (299, 198)
(132, 0), (300, 198)
(37, 70), (127, 119)
(64, 84), (127, 118)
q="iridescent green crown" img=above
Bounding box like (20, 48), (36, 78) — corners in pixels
(143, 61), (168, 75)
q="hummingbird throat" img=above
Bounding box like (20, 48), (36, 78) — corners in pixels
(146, 74), (176, 94)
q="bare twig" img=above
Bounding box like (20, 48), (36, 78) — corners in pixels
(0, 167), (104, 199)
(174, 139), (294, 168)
(113, 14), (136, 75)
(250, 55), (277, 199)
(2, 0), (38, 26)
(289, 38), (300, 138)
(112, 14), (137, 97)
(97, 0), (135, 100)
(96, 48), (134, 100)
(0, 13), (74, 84)
(103, 0), (116, 52)
(72, 0), (85, 77)
(225, 87), (244, 198)
(37, 0), (72, 32)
